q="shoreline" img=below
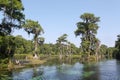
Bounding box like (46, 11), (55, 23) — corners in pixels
(7, 59), (47, 70)
(0, 55), (104, 70)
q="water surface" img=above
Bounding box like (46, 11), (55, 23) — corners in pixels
(0, 58), (120, 80)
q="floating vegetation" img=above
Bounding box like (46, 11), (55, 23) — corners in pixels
(82, 71), (95, 78)
(31, 75), (46, 80)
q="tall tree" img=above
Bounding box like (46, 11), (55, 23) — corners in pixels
(56, 34), (68, 57)
(75, 13), (100, 57)
(23, 19), (44, 55)
(0, 0), (24, 36)
(0, 0), (24, 62)
(66, 41), (79, 56)
(107, 47), (116, 58)
(99, 44), (108, 58)
(115, 35), (120, 59)
(0, 36), (15, 61)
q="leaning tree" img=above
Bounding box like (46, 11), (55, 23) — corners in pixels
(23, 19), (44, 56)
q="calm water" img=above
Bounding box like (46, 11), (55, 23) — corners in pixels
(0, 58), (120, 80)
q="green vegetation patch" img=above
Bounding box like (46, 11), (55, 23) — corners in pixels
(82, 71), (95, 78)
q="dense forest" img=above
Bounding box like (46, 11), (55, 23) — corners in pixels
(0, 0), (120, 69)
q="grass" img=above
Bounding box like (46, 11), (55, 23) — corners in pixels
(12, 59), (46, 69)
(82, 71), (95, 78)
(0, 54), (48, 70)
(1, 54), (101, 70)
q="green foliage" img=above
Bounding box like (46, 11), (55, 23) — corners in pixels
(0, 0), (24, 35)
(14, 54), (27, 60)
(55, 34), (79, 56)
(0, 0), (24, 62)
(23, 19), (44, 54)
(0, 36), (16, 59)
(14, 35), (33, 54)
(0, 70), (12, 80)
(56, 34), (68, 55)
(115, 35), (120, 59)
(57, 34), (68, 43)
(99, 44), (108, 55)
(23, 19), (44, 35)
(0, 58), (9, 64)
(0, 58), (9, 69)
(75, 13), (100, 57)
(38, 42), (79, 56)
(0, 35), (34, 62)
(106, 47), (116, 58)
(39, 44), (52, 55)
(98, 44), (117, 59)
(38, 37), (45, 45)
(82, 71), (95, 78)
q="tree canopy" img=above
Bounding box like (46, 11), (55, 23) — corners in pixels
(115, 35), (120, 59)
(23, 19), (44, 54)
(75, 13), (100, 57)
(0, 0), (24, 36)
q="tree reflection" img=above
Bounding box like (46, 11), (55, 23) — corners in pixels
(0, 70), (12, 80)
(81, 63), (100, 80)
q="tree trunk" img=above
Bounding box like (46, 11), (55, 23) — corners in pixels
(59, 45), (62, 59)
(34, 35), (38, 53)
(35, 40), (38, 53)
(95, 41), (100, 61)
(34, 35), (38, 59)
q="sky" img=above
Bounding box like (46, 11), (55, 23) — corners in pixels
(13, 0), (120, 47)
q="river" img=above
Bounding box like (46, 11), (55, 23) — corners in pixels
(0, 58), (120, 80)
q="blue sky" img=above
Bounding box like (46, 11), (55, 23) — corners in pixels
(13, 0), (120, 47)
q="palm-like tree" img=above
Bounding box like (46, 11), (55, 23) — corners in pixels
(23, 19), (44, 55)
(75, 13), (100, 57)
(56, 34), (68, 58)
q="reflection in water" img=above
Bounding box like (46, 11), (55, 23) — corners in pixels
(13, 68), (33, 80)
(55, 63), (83, 80)
(116, 60), (120, 79)
(0, 58), (120, 80)
(82, 62), (100, 80)
(0, 70), (12, 80)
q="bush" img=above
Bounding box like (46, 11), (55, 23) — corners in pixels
(14, 54), (27, 60)
(89, 55), (96, 62)
(0, 58), (9, 64)
(14, 54), (34, 60)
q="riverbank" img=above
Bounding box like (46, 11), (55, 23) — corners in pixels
(8, 59), (47, 70)
(0, 56), (47, 70)
(0, 54), (103, 70)
(0, 55), (68, 70)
